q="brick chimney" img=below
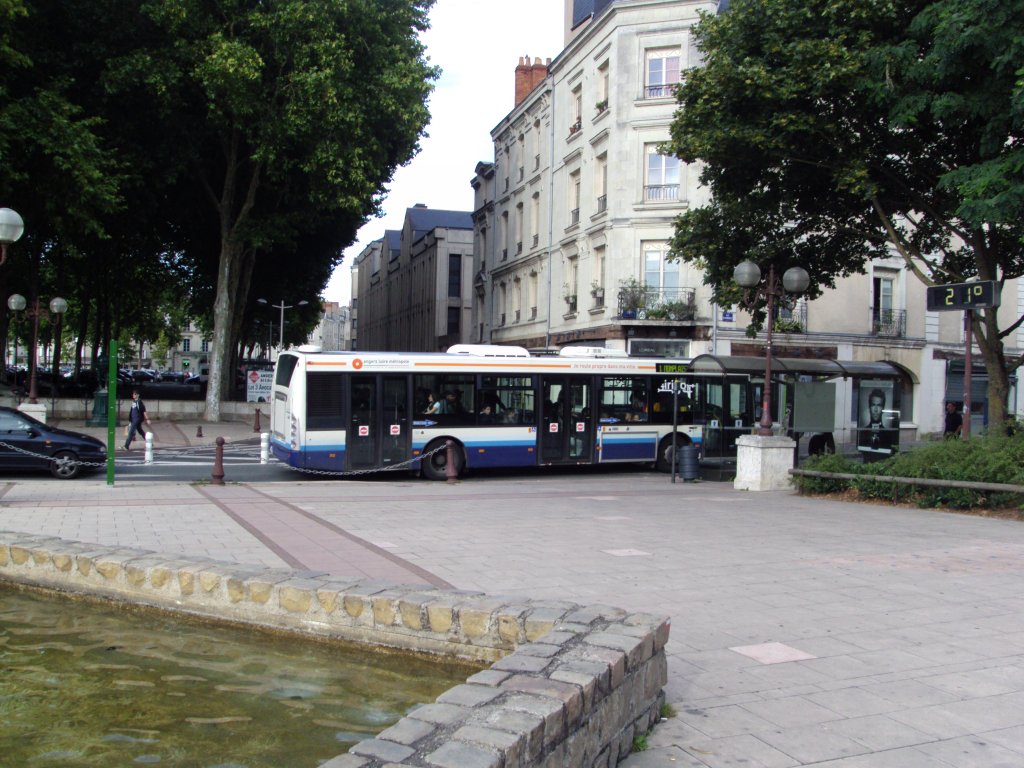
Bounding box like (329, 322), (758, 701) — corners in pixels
(514, 56), (550, 107)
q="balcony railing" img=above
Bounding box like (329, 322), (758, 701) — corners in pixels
(532, 233), (539, 247)
(617, 286), (697, 320)
(568, 118), (582, 136)
(871, 307), (906, 338)
(501, 248), (508, 261)
(644, 82), (679, 99)
(530, 306), (537, 320)
(534, 154), (540, 170)
(596, 195), (607, 213)
(514, 309), (521, 323)
(644, 184), (680, 202)
(774, 302), (808, 333)
(516, 241), (523, 254)
(518, 167), (524, 181)
(499, 313), (506, 327)
(570, 208), (580, 226)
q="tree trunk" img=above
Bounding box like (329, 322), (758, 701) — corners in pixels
(204, 241), (245, 422)
(975, 308), (1009, 433)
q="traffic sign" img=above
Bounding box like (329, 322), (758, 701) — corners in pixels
(926, 280), (1000, 311)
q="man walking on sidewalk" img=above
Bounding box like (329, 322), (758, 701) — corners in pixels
(123, 389), (151, 451)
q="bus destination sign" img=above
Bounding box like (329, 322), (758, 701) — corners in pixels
(656, 363), (690, 373)
(925, 280), (1000, 312)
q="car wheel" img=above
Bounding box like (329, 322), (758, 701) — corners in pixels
(421, 439), (463, 481)
(49, 450), (81, 480)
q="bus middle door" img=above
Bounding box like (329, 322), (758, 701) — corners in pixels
(348, 374), (410, 471)
(539, 376), (592, 464)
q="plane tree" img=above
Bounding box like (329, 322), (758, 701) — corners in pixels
(105, 0), (438, 419)
(667, 0), (1024, 431)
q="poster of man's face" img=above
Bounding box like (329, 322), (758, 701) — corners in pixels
(857, 380), (898, 454)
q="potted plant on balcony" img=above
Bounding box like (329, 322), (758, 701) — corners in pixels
(590, 281), (605, 299)
(617, 278), (648, 319)
(595, 99), (609, 113)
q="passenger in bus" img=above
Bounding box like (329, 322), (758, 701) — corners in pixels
(424, 392), (443, 415)
(444, 390), (468, 417)
(481, 390), (504, 413)
(478, 404), (496, 424)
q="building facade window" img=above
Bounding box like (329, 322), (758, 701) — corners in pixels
(569, 170), (581, 226)
(201, 340), (209, 353)
(643, 242), (680, 294)
(447, 306), (460, 336)
(515, 202), (524, 253)
(448, 253), (462, 298)
(531, 193), (540, 246)
(570, 85), (583, 133)
(645, 48), (681, 98)
(645, 144), (680, 201)
(596, 153), (608, 212)
(182, 338), (191, 352)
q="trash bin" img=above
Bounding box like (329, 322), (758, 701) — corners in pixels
(678, 443), (699, 481)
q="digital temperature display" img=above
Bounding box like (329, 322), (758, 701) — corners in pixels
(925, 281), (999, 311)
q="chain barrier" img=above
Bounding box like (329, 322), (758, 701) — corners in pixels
(0, 440), (108, 469)
(0, 438), (448, 478)
(277, 441), (448, 478)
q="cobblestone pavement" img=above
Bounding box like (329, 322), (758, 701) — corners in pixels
(1, 446), (1023, 767)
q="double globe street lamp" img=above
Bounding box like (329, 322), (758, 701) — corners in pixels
(8, 294), (67, 404)
(733, 260), (810, 436)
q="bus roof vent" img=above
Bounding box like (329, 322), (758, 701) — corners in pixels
(559, 346), (629, 358)
(297, 344), (322, 353)
(446, 343), (530, 358)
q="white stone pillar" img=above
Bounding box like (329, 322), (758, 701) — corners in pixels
(734, 434), (796, 491)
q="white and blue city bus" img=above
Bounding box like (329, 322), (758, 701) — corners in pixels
(269, 345), (748, 479)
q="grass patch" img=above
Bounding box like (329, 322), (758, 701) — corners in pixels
(632, 735), (649, 752)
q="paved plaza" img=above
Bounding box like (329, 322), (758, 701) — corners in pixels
(2, 422), (1023, 767)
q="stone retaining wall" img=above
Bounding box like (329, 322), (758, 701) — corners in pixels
(0, 531), (669, 768)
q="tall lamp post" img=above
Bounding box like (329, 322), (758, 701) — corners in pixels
(257, 298), (308, 350)
(0, 208), (24, 265)
(7, 293), (25, 384)
(48, 297), (68, 403)
(9, 293), (67, 405)
(733, 261), (810, 436)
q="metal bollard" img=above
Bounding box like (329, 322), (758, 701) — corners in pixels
(144, 431), (154, 465)
(445, 439), (458, 484)
(211, 436), (225, 485)
(260, 432), (269, 464)
(253, 408), (262, 432)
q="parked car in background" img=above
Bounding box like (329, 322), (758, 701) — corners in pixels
(0, 406), (106, 479)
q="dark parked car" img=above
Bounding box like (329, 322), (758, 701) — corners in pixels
(0, 406), (106, 479)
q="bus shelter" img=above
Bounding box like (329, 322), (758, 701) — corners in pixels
(686, 355), (906, 461)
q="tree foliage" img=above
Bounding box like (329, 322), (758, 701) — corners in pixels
(667, 0), (1024, 429)
(0, 0), (437, 418)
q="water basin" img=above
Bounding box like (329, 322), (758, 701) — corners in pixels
(0, 585), (477, 767)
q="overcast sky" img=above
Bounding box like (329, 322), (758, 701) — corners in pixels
(322, 0), (566, 304)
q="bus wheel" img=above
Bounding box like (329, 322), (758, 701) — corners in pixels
(422, 439), (464, 481)
(656, 433), (691, 473)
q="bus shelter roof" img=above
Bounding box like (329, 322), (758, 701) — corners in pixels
(688, 354), (903, 380)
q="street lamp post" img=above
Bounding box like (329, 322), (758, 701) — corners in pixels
(733, 261), (810, 436)
(7, 293), (25, 385)
(48, 297), (68, 403)
(8, 294), (67, 405)
(257, 298), (308, 350)
(0, 208), (24, 266)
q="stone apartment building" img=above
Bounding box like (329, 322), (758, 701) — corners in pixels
(354, 206), (474, 351)
(471, 0), (1022, 436)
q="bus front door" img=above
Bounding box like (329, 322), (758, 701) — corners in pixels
(348, 375), (410, 471)
(539, 376), (593, 464)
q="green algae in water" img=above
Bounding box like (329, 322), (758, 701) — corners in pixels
(0, 587), (477, 767)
